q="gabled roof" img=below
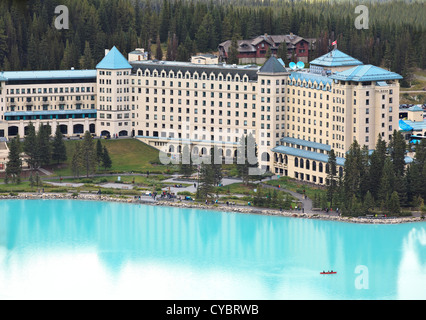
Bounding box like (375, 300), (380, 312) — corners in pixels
(331, 64), (402, 82)
(96, 46), (132, 70)
(258, 56), (287, 74)
(310, 49), (363, 67)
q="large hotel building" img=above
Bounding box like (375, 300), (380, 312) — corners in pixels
(0, 46), (404, 184)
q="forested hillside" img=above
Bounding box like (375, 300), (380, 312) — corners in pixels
(0, 0), (424, 86)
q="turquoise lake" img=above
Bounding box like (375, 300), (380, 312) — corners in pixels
(0, 199), (425, 299)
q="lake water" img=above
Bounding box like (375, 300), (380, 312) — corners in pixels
(0, 199), (425, 300)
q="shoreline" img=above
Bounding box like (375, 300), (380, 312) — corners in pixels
(0, 192), (424, 225)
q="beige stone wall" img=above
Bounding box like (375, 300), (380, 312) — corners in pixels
(96, 68), (133, 138)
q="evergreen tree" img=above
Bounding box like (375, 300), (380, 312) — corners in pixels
(5, 136), (22, 184)
(237, 134), (259, 185)
(363, 190), (375, 215)
(79, 41), (94, 69)
(81, 131), (97, 177)
(326, 149), (337, 208)
(343, 140), (363, 203)
(23, 122), (38, 170)
(378, 157), (395, 208)
(227, 34), (239, 64)
(71, 142), (83, 178)
(36, 124), (51, 167)
(276, 41), (289, 66)
(369, 135), (387, 200)
(197, 162), (215, 200)
(102, 145), (112, 170)
(388, 191), (401, 215)
(51, 126), (67, 164)
(209, 145), (223, 186)
(96, 139), (103, 167)
(389, 130), (406, 178)
(155, 34), (163, 60)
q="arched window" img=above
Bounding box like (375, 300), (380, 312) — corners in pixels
(319, 162), (323, 173)
(300, 159), (304, 169)
(312, 161), (317, 171)
(306, 160), (310, 170)
(295, 157), (299, 167)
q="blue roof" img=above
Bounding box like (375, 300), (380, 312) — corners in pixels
(331, 65), (402, 82)
(0, 70), (96, 81)
(399, 119), (413, 131)
(281, 137), (331, 151)
(271, 145), (345, 166)
(309, 49), (363, 67)
(96, 46), (132, 70)
(400, 119), (426, 131)
(407, 105), (423, 112)
(288, 71), (332, 88)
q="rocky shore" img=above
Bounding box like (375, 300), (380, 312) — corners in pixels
(0, 192), (424, 225)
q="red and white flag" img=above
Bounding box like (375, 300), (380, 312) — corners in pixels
(332, 40), (337, 46)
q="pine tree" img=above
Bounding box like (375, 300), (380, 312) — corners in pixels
(209, 145), (222, 186)
(276, 41), (289, 66)
(343, 140), (363, 203)
(5, 136), (22, 184)
(51, 126), (67, 164)
(369, 135), (387, 200)
(155, 34), (163, 60)
(102, 146), (112, 170)
(197, 162), (215, 200)
(79, 41), (94, 69)
(326, 149), (337, 208)
(227, 34), (239, 64)
(363, 191), (375, 215)
(378, 157), (395, 208)
(96, 139), (103, 167)
(388, 191), (401, 215)
(71, 142), (83, 178)
(237, 134), (259, 185)
(81, 131), (97, 177)
(36, 124), (51, 167)
(23, 122), (38, 170)
(389, 130), (406, 178)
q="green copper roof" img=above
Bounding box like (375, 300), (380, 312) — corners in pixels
(96, 46), (132, 70)
(310, 49), (363, 67)
(0, 70), (96, 81)
(258, 56), (287, 74)
(331, 64), (402, 82)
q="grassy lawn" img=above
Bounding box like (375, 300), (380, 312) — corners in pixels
(265, 176), (326, 200)
(50, 138), (176, 177)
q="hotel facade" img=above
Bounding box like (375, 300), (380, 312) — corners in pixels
(0, 47), (403, 183)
